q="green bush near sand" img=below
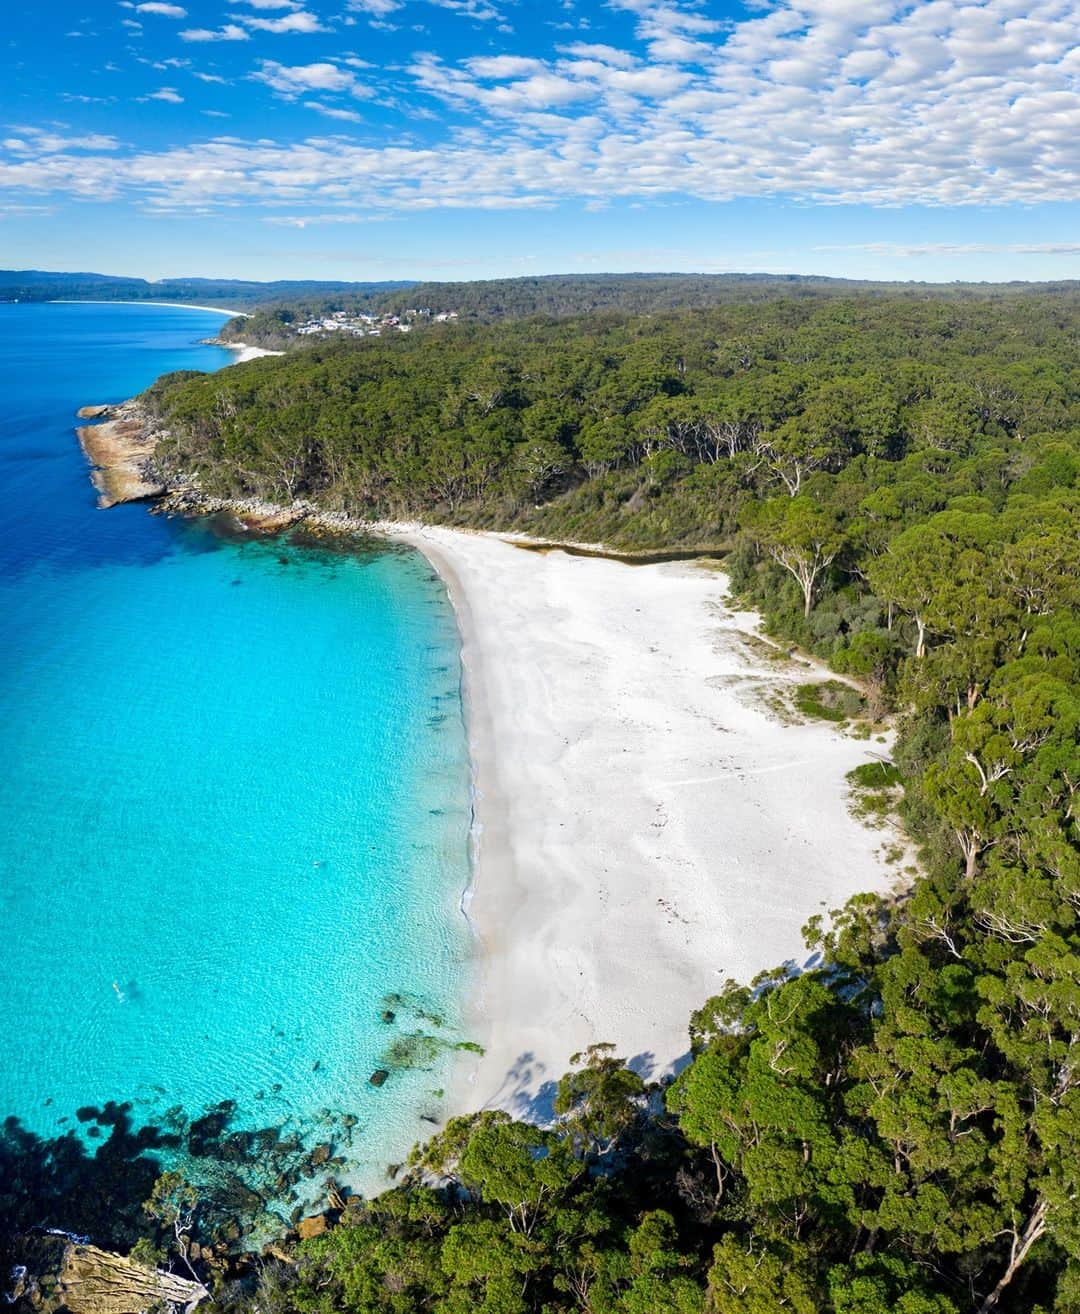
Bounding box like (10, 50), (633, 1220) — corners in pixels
(793, 680), (865, 722)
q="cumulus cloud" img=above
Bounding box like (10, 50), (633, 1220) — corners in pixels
(146, 87), (185, 102)
(135, 2), (187, 16)
(3, 129), (121, 153)
(304, 101), (365, 121)
(179, 23), (249, 40)
(347, 0), (505, 20)
(253, 60), (372, 97)
(234, 10), (329, 33)
(6, 0), (1080, 216)
(557, 42), (639, 68)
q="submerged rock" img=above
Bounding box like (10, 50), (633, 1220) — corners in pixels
(369, 1069), (389, 1088)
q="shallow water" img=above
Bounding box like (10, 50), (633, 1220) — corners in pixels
(0, 303), (472, 1218)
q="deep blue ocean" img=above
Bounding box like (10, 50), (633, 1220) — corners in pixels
(0, 303), (472, 1212)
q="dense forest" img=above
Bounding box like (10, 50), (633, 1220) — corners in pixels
(130, 290), (1080, 1311)
(8, 291), (1075, 1310)
(219, 273), (1080, 347)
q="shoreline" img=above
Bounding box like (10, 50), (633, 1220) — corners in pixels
(389, 525), (904, 1120)
(51, 299), (250, 316)
(73, 405), (905, 1129)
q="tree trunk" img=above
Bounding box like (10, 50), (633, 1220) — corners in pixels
(977, 1199), (1048, 1314)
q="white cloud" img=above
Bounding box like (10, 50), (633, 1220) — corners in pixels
(346, 0), (508, 23)
(304, 101), (365, 121)
(147, 87), (185, 102)
(428, 0), (504, 19)
(253, 60), (371, 97)
(557, 42), (639, 68)
(7, 0), (1080, 216)
(466, 55), (546, 78)
(235, 0), (302, 7)
(135, 2), (187, 16)
(235, 10), (329, 33)
(192, 71), (229, 83)
(3, 129), (121, 153)
(179, 23), (249, 40)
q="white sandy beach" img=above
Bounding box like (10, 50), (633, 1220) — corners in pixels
(394, 526), (902, 1121)
(51, 299), (251, 316)
(225, 343), (285, 364)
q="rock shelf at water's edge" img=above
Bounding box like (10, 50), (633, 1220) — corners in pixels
(74, 399), (375, 535)
(75, 402), (167, 508)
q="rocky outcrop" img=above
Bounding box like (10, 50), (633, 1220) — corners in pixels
(295, 1215), (329, 1242)
(7, 1235), (208, 1314)
(73, 399), (380, 539)
(75, 402), (165, 508)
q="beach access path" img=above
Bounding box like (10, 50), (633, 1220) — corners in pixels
(392, 525), (902, 1121)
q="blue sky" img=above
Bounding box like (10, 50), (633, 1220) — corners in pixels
(2, 0), (1078, 282)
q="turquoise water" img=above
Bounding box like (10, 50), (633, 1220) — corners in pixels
(0, 303), (472, 1216)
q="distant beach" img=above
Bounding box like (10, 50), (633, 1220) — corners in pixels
(51, 299), (250, 317)
(390, 525), (902, 1118)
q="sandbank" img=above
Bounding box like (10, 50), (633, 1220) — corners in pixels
(392, 525), (902, 1120)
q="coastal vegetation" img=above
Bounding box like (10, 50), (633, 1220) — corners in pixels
(8, 288), (1080, 1310)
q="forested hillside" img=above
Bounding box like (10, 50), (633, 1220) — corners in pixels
(0, 269), (411, 310)
(219, 273), (1080, 346)
(367, 272), (1080, 320)
(133, 293), (1080, 1310)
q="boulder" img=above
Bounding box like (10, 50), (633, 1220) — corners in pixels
(296, 1215), (329, 1242)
